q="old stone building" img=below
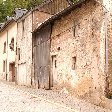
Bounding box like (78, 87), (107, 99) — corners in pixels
(32, 0), (112, 107)
(16, 0), (70, 86)
(1, 0), (112, 109)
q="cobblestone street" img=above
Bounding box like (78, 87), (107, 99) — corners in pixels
(0, 81), (111, 112)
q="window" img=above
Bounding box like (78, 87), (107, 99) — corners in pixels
(52, 55), (57, 68)
(73, 21), (77, 37)
(18, 48), (20, 60)
(73, 26), (76, 37)
(55, 60), (57, 68)
(3, 42), (6, 53)
(16, 43), (17, 55)
(9, 38), (14, 51)
(72, 56), (76, 70)
(3, 60), (6, 72)
(73, 20), (80, 37)
(22, 19), (25, 32)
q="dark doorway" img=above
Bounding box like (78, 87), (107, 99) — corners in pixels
(9, 63), (15, 82)
(33, 24), (52, 89)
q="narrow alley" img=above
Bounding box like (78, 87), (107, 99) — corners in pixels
(0, 81), (111, 112)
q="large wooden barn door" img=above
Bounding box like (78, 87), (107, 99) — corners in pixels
(33, 24), (52, 89)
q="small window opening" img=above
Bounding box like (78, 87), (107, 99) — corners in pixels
(22, 19), (25, 32)
(73, 26), (76, 37)
(16, 43), (17, 55)
(57, 47), (60, 51)
(9, 38), (14, 51)
(72, 56), (76, 70)
(18, 48), (20, 60)
(52, 55), (57, 68)
(3, 42), (6, 53)
(55, 60), (57, 68)
(3, 60), (6, 72)
(73, 21), (77, 37)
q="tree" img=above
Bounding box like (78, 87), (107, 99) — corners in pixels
(0, 0), (44, 23)
(0, 0), (79, 23)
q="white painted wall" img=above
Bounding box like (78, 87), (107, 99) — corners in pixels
(0, 22), (17, 81)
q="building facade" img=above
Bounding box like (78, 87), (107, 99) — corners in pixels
(0, 9), (27, 82)
(0, 20), (17, 82)
(0, 0), (112, 109)
(32, 0), (112, 108)
(16, 0), (70, 86)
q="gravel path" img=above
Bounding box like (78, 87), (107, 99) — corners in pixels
(0, 81), (111, 112)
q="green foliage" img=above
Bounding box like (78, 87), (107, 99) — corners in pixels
(0, 0), (79, 23)
(0, 0), (43, 23)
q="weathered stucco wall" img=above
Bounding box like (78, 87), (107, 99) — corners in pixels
(7, 22), (17, 81)
(0, 22), (17, 81)
(16, 13), (32, 86)
(51, 0), (107, 105)
(0, 31), (7, 80)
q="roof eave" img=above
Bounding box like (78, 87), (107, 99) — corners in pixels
(0, 19), (15, 33)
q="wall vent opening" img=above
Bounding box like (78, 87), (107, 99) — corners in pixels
(72, 56), (76, 70)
